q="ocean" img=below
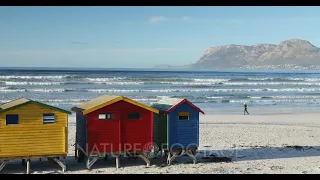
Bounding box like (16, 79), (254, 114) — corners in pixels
(1, 67), (320, 114)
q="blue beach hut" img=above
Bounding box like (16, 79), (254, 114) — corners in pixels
(151, 98), (205, 165)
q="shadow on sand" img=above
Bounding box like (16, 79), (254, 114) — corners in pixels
(1, 145), (320, 173)
(196, 145), (320, 164)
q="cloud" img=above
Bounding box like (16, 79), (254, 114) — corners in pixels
(0, 48), (197, 57)
(149, 16), (167, 24)
(181, 16), (192, 21)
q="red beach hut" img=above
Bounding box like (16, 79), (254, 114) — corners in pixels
(71, 95), (159, 169)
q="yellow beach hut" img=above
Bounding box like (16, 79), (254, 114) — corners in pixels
(0, 97), (71, 174)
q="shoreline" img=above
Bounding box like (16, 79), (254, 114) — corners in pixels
(200, 106), (320, 115)
(199, 113), (320, 127)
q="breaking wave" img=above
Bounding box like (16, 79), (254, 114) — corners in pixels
(87, 87), (320, 93)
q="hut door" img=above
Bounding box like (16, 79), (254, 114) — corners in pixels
(123, 112), (141, 151)
(121, 110), (145, 152)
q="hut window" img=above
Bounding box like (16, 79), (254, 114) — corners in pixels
(43, 113), (56, 124)
(128, 112), (141, 120)
(6, 114), (19, 125)
(99, 113), (112, 120)
(178, 112), (189, 120)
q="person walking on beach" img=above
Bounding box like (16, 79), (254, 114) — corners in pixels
(244, 103), (249, 115)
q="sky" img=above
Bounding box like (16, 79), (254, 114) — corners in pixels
(0, 6), (320, 68)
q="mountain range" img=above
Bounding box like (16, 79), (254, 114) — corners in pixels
(153, 39), (320, 70)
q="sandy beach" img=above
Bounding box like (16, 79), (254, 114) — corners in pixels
(1, 111), (320, 174)
(3, 4), (320, 175)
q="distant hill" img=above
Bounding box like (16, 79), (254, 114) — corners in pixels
(154, 39), (320, 70)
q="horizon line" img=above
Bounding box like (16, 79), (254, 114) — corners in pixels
(0, 66), (318, 73)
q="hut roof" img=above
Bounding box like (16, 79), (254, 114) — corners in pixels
(151, 98), (205, 115)
(157, 98), (185, 106)
(151, 98), (184, 112)
(72, 94), (159, 115)
(0, 97), (71, 114)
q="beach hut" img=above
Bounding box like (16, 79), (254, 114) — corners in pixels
(71, 95), (159, 169)
(0, 97), (70, 174)
(151, 98), (205, 165)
